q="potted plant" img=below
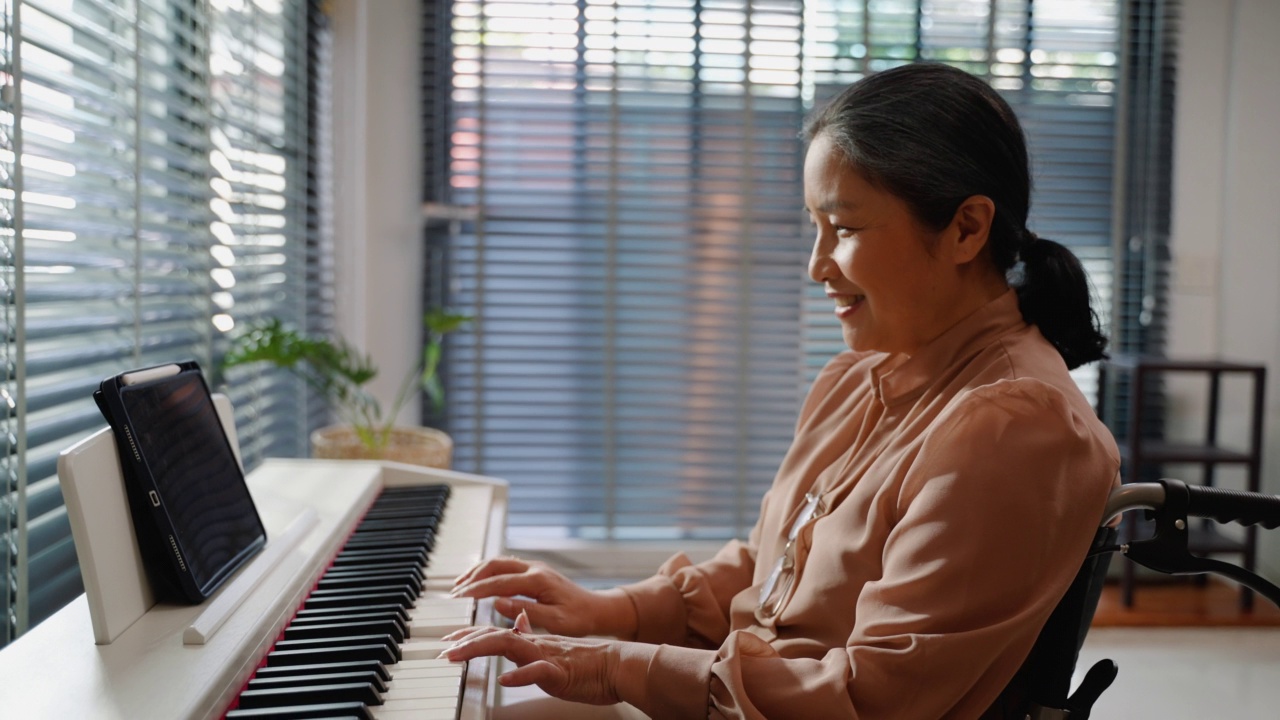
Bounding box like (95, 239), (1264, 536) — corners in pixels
(221, 308), (470, 467)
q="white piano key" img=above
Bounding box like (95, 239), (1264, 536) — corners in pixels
(423, 486), (490, 579)
(373, 706), (460, 720)
(409, 617), (471, 637)
(400, 639), (453, 661)
(386, 676), (464, 699)
(404, 597), (473, 638)
(387, 660), (464, 680)
(392, 657), (459, 671)
(424, 577), (454, 593)
(381, 695), (464, 711)
(393, 661), (463, 677)
(413, 598), (473, 611)
(391, 674), (465, 688)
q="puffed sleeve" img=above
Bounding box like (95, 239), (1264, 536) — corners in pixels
(628, 380), (1118, 719)
(619, 352), (863, 649)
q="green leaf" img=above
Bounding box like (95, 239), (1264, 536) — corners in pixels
(424, 308), (471, 336)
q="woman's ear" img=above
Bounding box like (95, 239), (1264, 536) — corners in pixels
(946, 195), (996, 264)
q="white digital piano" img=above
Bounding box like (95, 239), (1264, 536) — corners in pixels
(0, 395), (507, 719)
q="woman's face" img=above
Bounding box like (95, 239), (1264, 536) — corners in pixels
(804, 132), (965, 357)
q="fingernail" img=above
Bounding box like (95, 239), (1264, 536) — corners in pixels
(449, 585), (466, 597)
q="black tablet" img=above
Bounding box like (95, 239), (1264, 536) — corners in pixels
(94, 360), (266, 603)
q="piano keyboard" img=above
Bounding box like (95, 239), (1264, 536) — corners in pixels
(227, 484), (476, 720)
(0, 457), (506, 720)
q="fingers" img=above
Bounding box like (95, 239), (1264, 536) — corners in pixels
(440, 627), (542, 666)
(498, 659), (563, 689)
(441, 624), (498, 643)
(451, 571), (544, 601)
(452, 556), (532, 588)
(494, 595), (537, 620)
(514, 609), (533, 634)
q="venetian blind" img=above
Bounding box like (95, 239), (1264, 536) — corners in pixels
(431, 0), (1123, 541)
(1, 0), (327, 647)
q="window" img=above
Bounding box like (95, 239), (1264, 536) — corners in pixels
(428, 0), (1123, 541)
(1, 0), (330, 647)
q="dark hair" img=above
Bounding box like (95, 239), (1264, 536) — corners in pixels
(803, 63), (1107, 370)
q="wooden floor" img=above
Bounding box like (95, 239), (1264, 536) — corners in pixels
(1092, 577), (1280, 627)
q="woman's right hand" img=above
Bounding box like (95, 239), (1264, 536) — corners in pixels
(450, 557), (638, 639)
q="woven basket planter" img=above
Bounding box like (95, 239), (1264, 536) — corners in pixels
(310, 424), (453, 469)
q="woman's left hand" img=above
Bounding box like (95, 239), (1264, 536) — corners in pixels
(440, 611), (652, 706)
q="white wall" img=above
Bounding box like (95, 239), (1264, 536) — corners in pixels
(1168, 0), (1280, 578)
(330, 0), (424, 425)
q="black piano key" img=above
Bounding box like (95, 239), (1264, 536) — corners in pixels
(254, 660), (392, 683)
(308, 583), (420, 600)
(248, 670), (388, 694)
(323, 561), (424, 574)
(274, 634), (402, 662)
(284, 619), (406, 643)
(348, 524), (435, 536)
(226, 700), (375, 719)
(360, 507), (442, 520)
(334, 544), (423, 557)
(332, 548), (427, 565)
(335, 538), (433, 555)
(360, 499), (440, 509)
(237, 682), (383, 710)
(266, 643), (398, 667)
(344, 529), (434, 545)
(353, 519), (439, 534)
(322, 564), (424, 583)
(352, 517), (434, 528)
(367, 498), (442, 509)
(338, 543), (429, 558)
(379, 484), (449, 498)
(318, 571), (422, 590)
(364, 502), (443, 515)
(316, 578), (421, 596)
(303, 590), (416, 610)
(293, 605), (410, 624)
(289, 611), (408, 636)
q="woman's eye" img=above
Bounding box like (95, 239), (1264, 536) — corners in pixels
(834, 225), (858, 237)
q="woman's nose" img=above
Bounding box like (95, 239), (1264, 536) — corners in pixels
(808, 232), (835, 284)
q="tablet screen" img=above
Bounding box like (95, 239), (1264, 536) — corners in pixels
(118, 369), (265, 592)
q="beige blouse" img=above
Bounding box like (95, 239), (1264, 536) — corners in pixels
(619, 290), (1120, 719)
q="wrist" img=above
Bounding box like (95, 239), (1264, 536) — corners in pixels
(593, 587), (639, 640)
(612, 640), (657, 708)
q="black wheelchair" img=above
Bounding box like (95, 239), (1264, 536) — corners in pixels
(991, 478), (1280, 719)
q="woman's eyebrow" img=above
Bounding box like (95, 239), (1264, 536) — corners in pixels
(812, 198), (859, 214)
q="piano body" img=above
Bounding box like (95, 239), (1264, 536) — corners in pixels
(0, 396), (507, 719)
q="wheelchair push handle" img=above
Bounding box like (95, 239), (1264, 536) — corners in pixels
(1183, 483), (1280, 529)
(1104, 480), (1280, 529)
(1104, 479), (1280, 610)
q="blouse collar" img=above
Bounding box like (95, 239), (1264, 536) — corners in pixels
(870, 289), (1026, 406)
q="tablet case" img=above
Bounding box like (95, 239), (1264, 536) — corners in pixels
(93, 360), (266, 603)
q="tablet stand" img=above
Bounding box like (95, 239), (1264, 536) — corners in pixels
(57, 394), (314, 645)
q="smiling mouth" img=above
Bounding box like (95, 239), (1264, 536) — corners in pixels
(833, 295), (865, 308)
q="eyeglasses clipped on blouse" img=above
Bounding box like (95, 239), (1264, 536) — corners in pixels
(757, 490), (827, 618)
